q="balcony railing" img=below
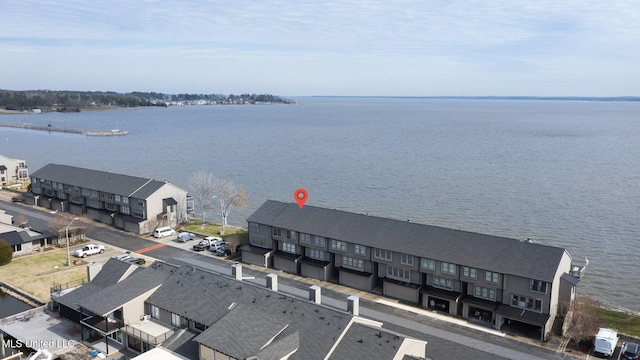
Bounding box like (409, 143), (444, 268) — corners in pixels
(121, 322), (175, 346)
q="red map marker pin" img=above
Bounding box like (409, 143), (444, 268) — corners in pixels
(294, 188), (308, 208)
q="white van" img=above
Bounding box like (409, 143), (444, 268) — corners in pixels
(594, 328), (618, 357)
(153, 227), (175, 238)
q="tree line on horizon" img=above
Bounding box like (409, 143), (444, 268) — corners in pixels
(0, 89), (294, 111)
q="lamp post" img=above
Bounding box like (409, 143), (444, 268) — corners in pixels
(66, 217), (80, 266)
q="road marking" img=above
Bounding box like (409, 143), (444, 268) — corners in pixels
(135, 243), (167, 254)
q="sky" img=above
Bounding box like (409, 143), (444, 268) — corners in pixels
(1, 1), (639, 96)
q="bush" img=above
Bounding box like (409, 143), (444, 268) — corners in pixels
(0, 240), (13, 265)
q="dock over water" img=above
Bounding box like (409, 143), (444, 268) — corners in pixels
(0, 122), (129, 136)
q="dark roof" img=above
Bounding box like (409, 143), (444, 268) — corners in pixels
(77, 261), (177, 316)
(154, 265), (354, 359)
(161, 328), (200, 360)
(248, 200), (569, 282)
(30, 163), (178, 199)
(0, 231), (28, 246)
(496, 304), (550, 326)
(560, 273), (580, 286)
(328, 323), (410, 360)
(0, 165), (6, 170)
(57, 259), (138, 310)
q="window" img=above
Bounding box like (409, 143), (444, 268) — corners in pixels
(282, 242), (296, 254)
(132, 209), (144, 218)
(309, 249), (325, 260)
(421, 258), (435, 270)
(433, 276), (453, 290)
(299, 233), (311, 244)
(463, 267), (477, 279)
(475, 286), (496, 300)
(374, 248), (392, 261)
(71, 196), (83, 204)
(90, 190), (98, 198)
(511, 294), (543, 312)
(150, 305), (159, 319)
(249, 222), (259, 233)
(354, 244), (366, 256)
(250, 236), (268, 248)
(400, 254), (414, 266)
(194, 322), (206, 331)
(13, 244), (22, 252)
(485, 271), (499, 283)
(105, 202), (117, 211)
(440, 262), (456, 275)
(313, 236), (326, 247)
(122, 196), (129, 204)
(287, 230), (297, 240)
(330, 240), (347, 252)
(87, 199), (101, 209)
(137, 199), (144, 206)
(45, 189), (54, 196)
(171, 313), (181, 327)
(530, 280), (547, 293)
(114, 194), (121, 202)
(57, 191), (66, 200)
(81, 188), (90, 196)
(387, 266), (410, 281)
(343, 256), (364, 270)
(120, 205), (130, 215)
(273, 227), (282, 237)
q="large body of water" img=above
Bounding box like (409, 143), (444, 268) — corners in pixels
(1, 97), (638, 314)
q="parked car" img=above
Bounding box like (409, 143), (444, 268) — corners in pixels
(594, 328), (619, 357)
(208, 239), (229, 253)
(113, 251), (132, 261)
(215, 244), (232, 257)
(622, 342), (640, 360)
(193, 237), (224, 251)
(176, 232), (196, 242)
(153, 227), (175, 238)
(73, 244), (105, 258)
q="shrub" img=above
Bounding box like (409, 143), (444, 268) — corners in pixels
(0, 240), (13, 265)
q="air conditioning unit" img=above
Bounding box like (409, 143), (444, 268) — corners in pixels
(142, 315), (151, 322)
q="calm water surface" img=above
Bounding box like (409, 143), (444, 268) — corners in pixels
(1, 97), (639, 314)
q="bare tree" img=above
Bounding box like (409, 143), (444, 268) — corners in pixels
(13, 213), (28, 228)
(189, 172), (216, 225)
(566, 297), (603, 348)
(213, 178), (247, 234)
(46, 213), (89, 245)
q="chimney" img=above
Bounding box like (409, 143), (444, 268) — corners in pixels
(347, 295), (360, 316)
(86, 262), (102, 282)
(266, 274), (278, 291)
(309, 285), (321, 304)
(232, 263), (242, 281)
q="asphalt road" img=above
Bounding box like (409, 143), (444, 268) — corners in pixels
(0, 197), (579, 360)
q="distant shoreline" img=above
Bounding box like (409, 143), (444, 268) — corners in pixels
(309, 95), (640, 102)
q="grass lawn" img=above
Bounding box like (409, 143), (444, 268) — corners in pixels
(597, 307), (640, 338)
(181, 220), (247, 241)
(0, 248), (87, 301)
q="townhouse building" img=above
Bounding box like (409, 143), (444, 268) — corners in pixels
(26, 164), (194, 234)
(242, 200), (581, 341)
(0, 154), (29, 186)
(51, 259), (428, 359)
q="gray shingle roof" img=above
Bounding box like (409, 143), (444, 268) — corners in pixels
(154, 265), (354, 359)
(30, 163), (176, 199)
(248, 200), (569, 282)
(57, 259), (137, 310)
(78, 261), (177, 316)
(328, 323), (410, 360)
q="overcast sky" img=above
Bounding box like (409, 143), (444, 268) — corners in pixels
(2, 1), (639, 96)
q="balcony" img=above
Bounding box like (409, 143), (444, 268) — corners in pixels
(121, 317), (175, 346)
(81, 315), (124, 335)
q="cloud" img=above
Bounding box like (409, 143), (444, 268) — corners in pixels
(1, 0), (639, 95)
